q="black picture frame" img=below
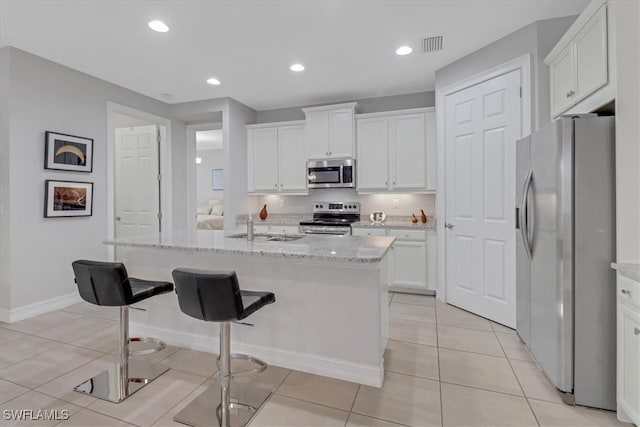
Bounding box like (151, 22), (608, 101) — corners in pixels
(44, 180), (94, 218)
(44, 131), (93, 172)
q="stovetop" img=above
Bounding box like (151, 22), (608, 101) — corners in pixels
(300, 202), (361, 227)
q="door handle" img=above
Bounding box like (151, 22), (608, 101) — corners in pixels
(445, 223), (455, 229)
(635, 327), (640, 336)
(519, 170), (533, 260)
(115, 216), (121, 221)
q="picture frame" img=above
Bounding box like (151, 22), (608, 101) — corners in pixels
(44, 131), (93, 172)
(44, 180), (93, 218)
(212, 169), (224, 190)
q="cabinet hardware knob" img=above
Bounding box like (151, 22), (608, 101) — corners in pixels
(115, 216), (121, 221)
(445, 223), (455, 229)
(635, 327), (640, 336)
(385, 182), (388, 186)
(275, 184), (278, 187)
(621, 289), (632, 295)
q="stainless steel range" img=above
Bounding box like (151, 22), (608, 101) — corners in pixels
(299, 202), (360, 235)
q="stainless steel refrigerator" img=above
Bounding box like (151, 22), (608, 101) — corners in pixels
(515, 115), (616, 410)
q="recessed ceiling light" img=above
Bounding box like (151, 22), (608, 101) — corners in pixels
(290, 63), (305, 72)
(148, 20), (169, 33)
(396, 46), (413, 56)
(206, 78), (221, 85)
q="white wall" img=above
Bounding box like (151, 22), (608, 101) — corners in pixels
(0, 47), (184, 321)
(196, 149), (224, 206)
(614, 0), (640, 263)
(0, 48), (11, 316)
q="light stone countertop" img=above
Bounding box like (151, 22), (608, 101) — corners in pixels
(105, 230), (395, 264)
(611, 263), (640, 282)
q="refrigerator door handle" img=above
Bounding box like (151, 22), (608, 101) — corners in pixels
(519, 169), (533, 259)
(527, 173), (535, 256)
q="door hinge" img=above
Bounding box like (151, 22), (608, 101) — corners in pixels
(519, 87), (522, 98)
(157, 174), (162, 182)
(157, 212), (163, 221)
(156, 127), (161, 143)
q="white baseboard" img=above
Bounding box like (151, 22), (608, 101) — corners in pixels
(131, 322), (384, 387)
(1, 293), (82, 323)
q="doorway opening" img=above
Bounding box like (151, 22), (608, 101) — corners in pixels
(106, 103), (172, 262)
(195, 127), (224, 231)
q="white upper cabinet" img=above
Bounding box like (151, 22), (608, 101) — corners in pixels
(356, 116), (389, 190)
(303, 102), (357, 159)
(546, 2), (610, 118)
(247, 121), (307, 194)
(356, 108), (435, 193)
(249, 127), (279, 192)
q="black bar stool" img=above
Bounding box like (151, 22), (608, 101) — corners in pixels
(171, 268), (275, 427)
(71, 260), (174, 403)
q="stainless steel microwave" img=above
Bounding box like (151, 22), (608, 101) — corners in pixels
(307, 159), (355, 189)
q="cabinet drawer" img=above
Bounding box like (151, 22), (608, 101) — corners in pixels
(352, 228), (387, 237)
(271, 225), (300, 235)
(618, 274), (640, 308)
(253, 224), (270, 234)
(389, 229), (426, 241)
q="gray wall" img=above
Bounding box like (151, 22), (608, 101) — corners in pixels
(435, 16), (576, 131)
(0, 47), (184, 318)
(255, 91), (435, 124)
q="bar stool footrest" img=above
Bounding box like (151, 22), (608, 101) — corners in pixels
(173, 379), (271, 427)
(216, 353), (267, 378)
(129, 337), (166, 357)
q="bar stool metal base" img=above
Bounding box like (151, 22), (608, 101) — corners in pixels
(173, 379), (271, 427)
(74, 359), (169, 403)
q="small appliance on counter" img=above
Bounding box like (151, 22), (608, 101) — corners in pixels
(299, 202), (360, 235)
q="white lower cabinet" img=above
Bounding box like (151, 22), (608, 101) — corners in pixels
(617, 274), (640, 425)
(352, 227), (435, 294)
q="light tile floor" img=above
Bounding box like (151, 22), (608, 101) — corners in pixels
(0, 295), (630, 427)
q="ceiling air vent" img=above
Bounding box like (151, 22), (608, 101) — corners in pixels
(422, 35), (443, 53)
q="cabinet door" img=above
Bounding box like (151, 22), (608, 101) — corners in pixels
(426, 229), (437, 291)
(390, 113), (427, 190)
(618, 303), (640, 424)
(425, 112), (437, 191)
(249, 127), (279, 192)
(390, 240), (427, 289)
(278, 124), (307, 192)
(574, 5), (608, 101)
(306, 110), (330, 159)
(329, 108), (354, 158)
(550, 46), (575, 117)
(352, 227), (387, 237)
(356, 117), (389, 191)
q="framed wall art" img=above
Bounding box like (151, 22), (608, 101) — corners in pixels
(44, 131), (93, 172)
(212, 169), (224, 190)
(44, 180), (93, 218)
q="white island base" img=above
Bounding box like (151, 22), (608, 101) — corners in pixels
(116, 238), (390, 387)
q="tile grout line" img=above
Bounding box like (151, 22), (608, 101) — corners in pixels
(495, 326), (542, 427)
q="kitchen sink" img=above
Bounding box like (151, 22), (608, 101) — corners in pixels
(226, 233), (304, 242)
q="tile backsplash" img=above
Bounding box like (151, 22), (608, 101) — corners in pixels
(251, 190), (435, 218)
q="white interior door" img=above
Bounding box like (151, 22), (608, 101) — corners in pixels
(115, 125), (160, 259)
(444, 69), (521, 327)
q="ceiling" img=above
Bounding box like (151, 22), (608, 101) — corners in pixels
(0, 0), (588, 111)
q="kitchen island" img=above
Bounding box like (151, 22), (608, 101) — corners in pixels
(106, 230), (394, 387)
